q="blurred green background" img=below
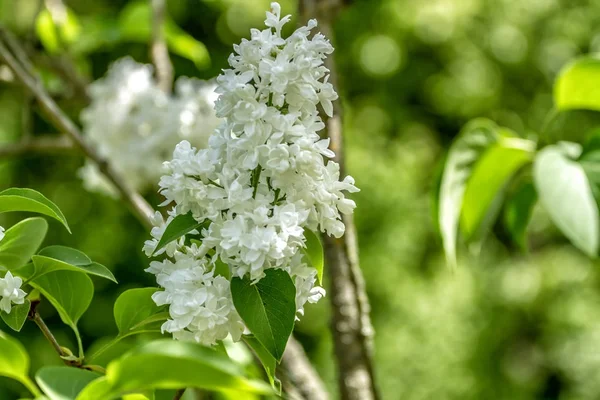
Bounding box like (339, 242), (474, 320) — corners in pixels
(1, 0), (600, 399)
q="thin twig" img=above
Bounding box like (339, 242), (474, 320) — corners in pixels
(298, 1), (379, 400)
(151, 0), (173, 93)
(0, 136), (75, 158)
(28, 301), (82, 368)
(0, 29), (154, 230)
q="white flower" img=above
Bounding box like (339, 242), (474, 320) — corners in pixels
(79, 57), (222, 194)
(146, 2), (358, 345)
(0, 271), (27, 314)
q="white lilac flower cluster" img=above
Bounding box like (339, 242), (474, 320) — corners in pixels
(145, 2), (359, 346)
(79, 58), (221, 195)
(0, 228), (27, 314)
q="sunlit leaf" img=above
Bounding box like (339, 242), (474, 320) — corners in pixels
(28, 246), (116, 283)
(36, 366), (100, 400)
(533, 142), (599, 257)
(555, 56), (600, 112)
(0, 188), (69, 232)
(438, 119), (501, 267)
(0, 331), (40, 396)
(77, 340), (272, 400)
(0, 217), (48, 271)
(0, 299), (30, 332)
(460, 135), (535, 240)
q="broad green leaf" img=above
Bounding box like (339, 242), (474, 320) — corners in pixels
(503, 181), (538, 251)
(555, 56), (600, 112)
(38, 246), (91, 266)
(438, 119), (500, 267)
(152, 213), (205, 255)
(460, 136), (535, 240)
(30, 252), (116, 283)
(77, 340), (272, 400)
(89, 289), (167, 363)
(31, 270), (94, 328)
(231, 269), (296, 361)
(242, 335), (279, 391)
(36, 367), (100, 400)
(302, 230), (324, 284)
(0, 188), (70, 232)
(533, 142), (599, 257)
(0, 217), (48, 271)
(1, 299), (30, 332)
(114, 288), (165, 334)
(0, 331), (40, 396)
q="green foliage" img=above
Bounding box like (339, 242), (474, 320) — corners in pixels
(231, 269), (296, 361)
(242, 335), (279, 391)
(0, 331), (40, 396)
(502, 182), (537, 250)
(36, 366), (100, 400)
(35, 7), (81, 54)
(152, 212), (206, 255)
(0, 188), (70, 232)
(28, 246), (116, 283)
(533, 142), (599, 257)
(0, 217), (48, 271)
(555, 56), (600, 112)
(438, 119), (535, 265)
(78, 340), (272, 399)
(0, 299), (30, 332)
(302, 230), (324, 284)
(114, 288), (165, 334)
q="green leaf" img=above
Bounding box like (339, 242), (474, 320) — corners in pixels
(118, 2), (210, 69)
(152, 213), (204, 255)
(0, 331), (41, 396)
(89, 288), (167, 363)
(438, 119), (501, 267)
(503, 181), (538, 251)
(555, 56), (600, 112)
(460, 136), (535, 240)
(31, 270), (94, 329)
(0, 217), (48, 271)
(231, 269), (296, 361)
(242, 335), (279, 391)
(77, 340), (272, 400)
(0, 188), (70, 232)
(302, 230), (324, 284)
(38, 246), (91, 265)
(1, 299), (30, 332)
(28, 246), (116, 283)
(533, 142), (599, 257)
(114, 288), (165, 334)
(36, 9), (60, 53)
(36, 367), (100, 400)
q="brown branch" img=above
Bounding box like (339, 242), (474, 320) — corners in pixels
(299, 1), (379, 399)
(151, 0), (173, 93)
(0, 28), (154, 230)
(281, 337), (329, 400)
(28, 301), (82, 368)
(0, 136), (75, 158)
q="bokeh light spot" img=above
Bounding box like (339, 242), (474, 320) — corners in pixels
(359, 35), (403, 78)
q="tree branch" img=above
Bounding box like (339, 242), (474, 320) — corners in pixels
(0, 28), (154, 230)
(151, 0), (173, 93)
(281, 337), (329, 400)
(299, 1), (379, 399)
(0, 136), (75, 158)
